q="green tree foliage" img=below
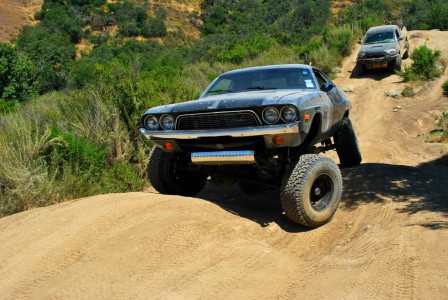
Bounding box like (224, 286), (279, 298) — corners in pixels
(197, 0), (332, 63)
(0, 43), (36, 111)
(281, 0), (332, 41)
(17, 25), (76, 93)
(340, 0), (394, 31)
(403, 0), (448, 30)
(109, 1), (167, 38)
(43, 6), (84, 43)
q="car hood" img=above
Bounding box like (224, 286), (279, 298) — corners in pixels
(360, 42), (396, 55)
(144, 90), (318, 114)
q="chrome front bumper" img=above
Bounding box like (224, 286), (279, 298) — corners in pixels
(140, 122), (300, 140)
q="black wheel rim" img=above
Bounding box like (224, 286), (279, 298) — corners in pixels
(310, 174), (333, 211)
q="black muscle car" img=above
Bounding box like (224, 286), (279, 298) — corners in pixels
(140, 64), (362, 227)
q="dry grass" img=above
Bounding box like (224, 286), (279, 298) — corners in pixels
(0, 0), (43, 43)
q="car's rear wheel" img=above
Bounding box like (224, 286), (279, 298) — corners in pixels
(147, 147), (207, 196)
(334, 117), (362, 167)
(280, 154), (342, 227)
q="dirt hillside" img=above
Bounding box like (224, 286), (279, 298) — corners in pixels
(0, 30), (447, 299)
(0, 0), (42, 43)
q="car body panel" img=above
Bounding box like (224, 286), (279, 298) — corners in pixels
(140, 64), (351, 153)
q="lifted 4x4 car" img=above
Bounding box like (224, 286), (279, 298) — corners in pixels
(356, 25), (410, 74)
(140, 64), (362, 227)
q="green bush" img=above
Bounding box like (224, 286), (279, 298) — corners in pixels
(141, 17), (167, 38)
(309, 46), (342, 74)
(435, 112), (448, 142)
(46, 127), (106, 178)
(100, 163), (143, 193)
(398, 45), (443, 81)
(411, 45), (442, 79)
(324, 25), (355, 57)
(359, 16), (384, 32)
(436, 112), (448, 130)
(0, 43), (36, 109)
(442, 80), (448, 96)
(401, 85), (416, 97)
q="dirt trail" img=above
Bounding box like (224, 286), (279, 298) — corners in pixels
(1, 30), (448, 299)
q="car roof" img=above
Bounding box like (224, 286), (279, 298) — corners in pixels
(221, 64), (314, 76)
(366, 25), (399, 35)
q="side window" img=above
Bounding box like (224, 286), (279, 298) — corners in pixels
(212, 79), (233, 92)
(313, 70), (328, 89)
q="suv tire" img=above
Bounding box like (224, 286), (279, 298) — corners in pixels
(393, 55), (402, 72)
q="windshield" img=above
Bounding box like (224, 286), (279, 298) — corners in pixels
(364, 31), (395, 45)
(202, 67), (316, 97)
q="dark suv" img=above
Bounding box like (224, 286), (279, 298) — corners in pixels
(356, 25), (409, 74)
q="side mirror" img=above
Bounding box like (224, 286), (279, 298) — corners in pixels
(398, 36), (404, 41)
(322, 82), (335, 92)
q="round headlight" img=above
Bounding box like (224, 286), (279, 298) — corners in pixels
(145, 115), (159, 130)
(263, 107), (280, 124)
(160, 115), (175, 130)
(281, 106), (298, 122)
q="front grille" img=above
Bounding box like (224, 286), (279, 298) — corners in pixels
(177, 111), (260, 130)
(365, 53), (385, 59)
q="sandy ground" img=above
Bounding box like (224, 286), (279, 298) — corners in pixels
(0, 30), (448, 299)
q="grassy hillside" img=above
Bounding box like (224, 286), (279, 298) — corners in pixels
(0, 0), (447, 216)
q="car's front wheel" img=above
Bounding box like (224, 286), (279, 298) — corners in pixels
(147, 147), (207, 196)
(280, 154), (342, 227)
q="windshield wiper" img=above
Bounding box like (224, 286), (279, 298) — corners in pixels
(208, 89), (231, 95)
(247, 86), (277, 90)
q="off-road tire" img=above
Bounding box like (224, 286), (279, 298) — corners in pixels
(147, 147), (207, 196)
(393, 55), (402, 72)
(334, 117), (362, 167)
(280, 154), (342, 227)
(403, 41), (410, 59)
(354, 63), (366, 76)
